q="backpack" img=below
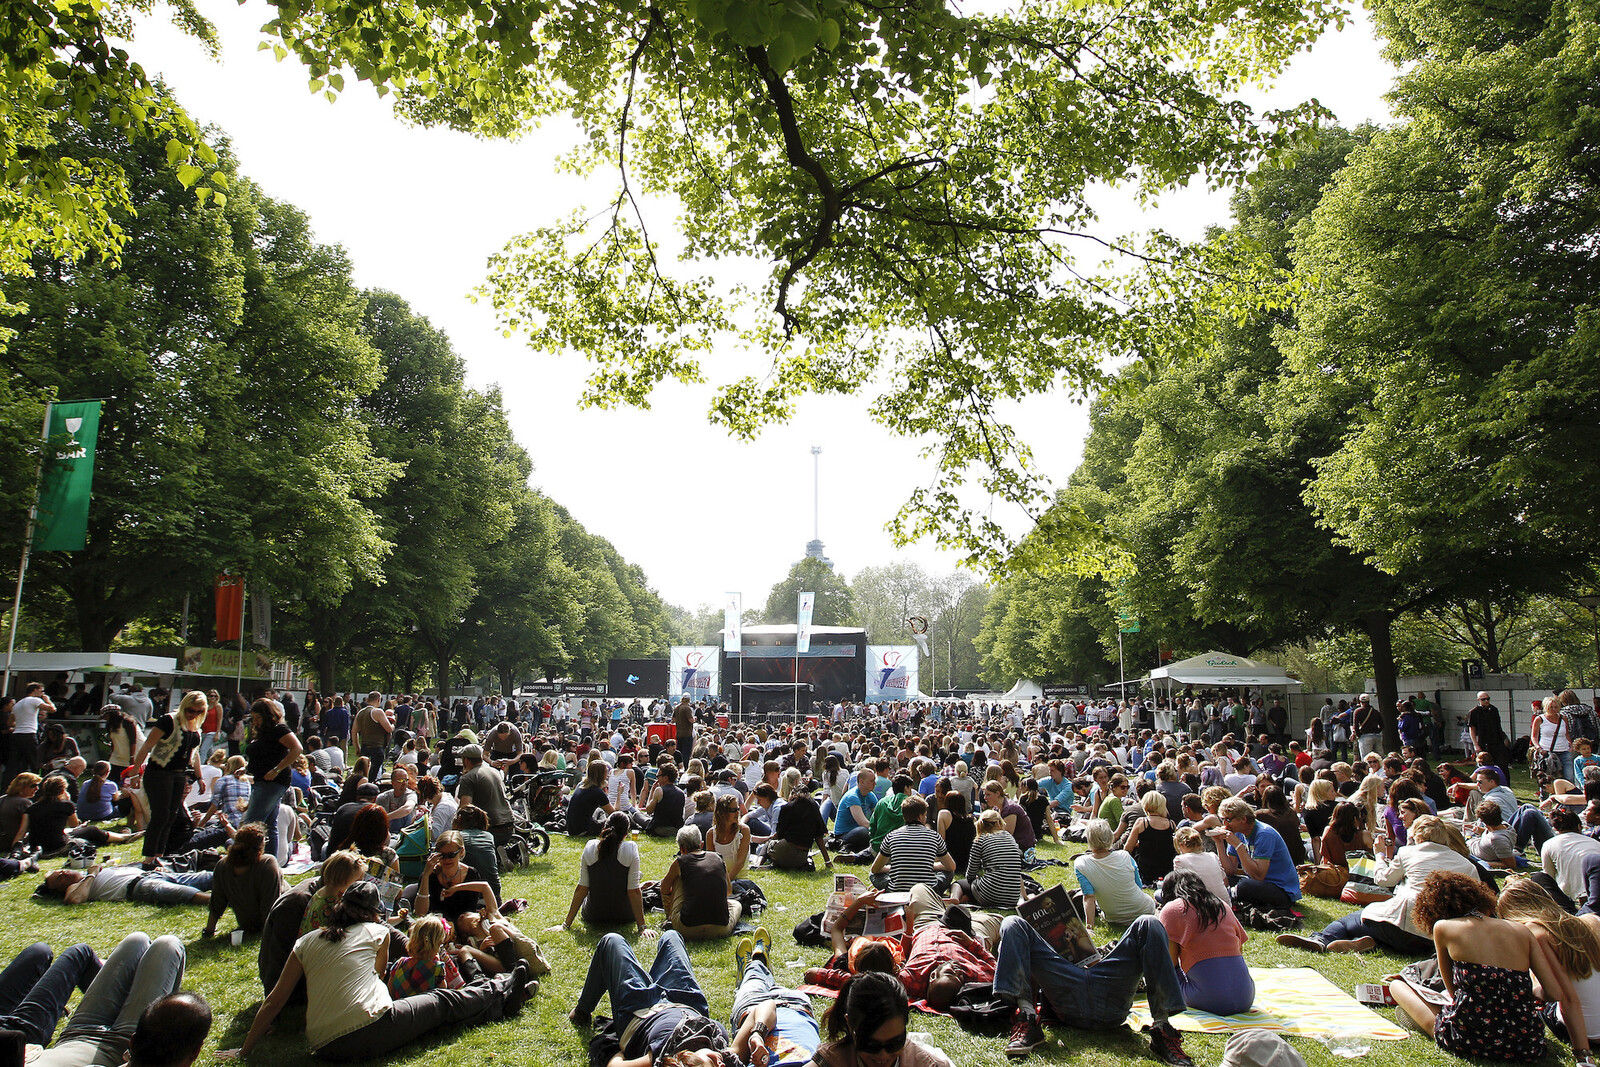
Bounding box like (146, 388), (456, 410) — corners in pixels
(396, 814), (431, 882)
(1569, 704), (1599, 744)
(792, 912), (829, 947)
(947, 982), (1015, 1033)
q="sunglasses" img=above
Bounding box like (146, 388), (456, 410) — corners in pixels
(435, 849), (462, 859)
(854, 1030), (908, 1055)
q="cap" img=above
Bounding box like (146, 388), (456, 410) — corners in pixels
(341, 880), (383, 913)
(460, 744), (483, 762)
(356, 782), (381, 799)
(1220, 1031), (1306, 1067)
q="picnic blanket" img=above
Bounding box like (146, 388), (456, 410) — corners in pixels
(1127, 967), (1407, 1040)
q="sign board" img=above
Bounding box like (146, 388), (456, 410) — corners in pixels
(518, 681), (606, 696)
(182, 646), (272, 680)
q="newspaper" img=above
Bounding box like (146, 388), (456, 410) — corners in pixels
(823, 873), (905, 937)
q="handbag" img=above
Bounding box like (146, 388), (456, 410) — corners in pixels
(1339, 852), (1394, 905)
(1299, 862), (1349, 899)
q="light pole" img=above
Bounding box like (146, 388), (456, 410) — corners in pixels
(1578, 594), (1600, 692)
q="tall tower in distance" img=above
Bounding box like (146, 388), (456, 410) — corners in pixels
(803, 445), (833, 569)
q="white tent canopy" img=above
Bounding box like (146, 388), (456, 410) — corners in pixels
(4, 652), (177, 675)
(1003, 679), (1044, 700)
(1149, 651), (1301, 688)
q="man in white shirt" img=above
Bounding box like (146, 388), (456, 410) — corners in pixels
(6, 682), (54, 786)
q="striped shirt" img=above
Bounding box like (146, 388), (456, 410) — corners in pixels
(965, 831), (1023, 908)
(879, 824), (949, 891)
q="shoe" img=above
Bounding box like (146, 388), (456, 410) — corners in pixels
(753, 925), (772, 963)
(1275, 933), (1326, 953)
(1149, 1022), (1194, 1067)
(1326, 936), (1376, 953)
(1006, 1010), (1046, 1058)
(504, 964), (535, 1016)
(735, 936), (754, 975)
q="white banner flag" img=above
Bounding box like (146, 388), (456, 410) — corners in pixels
(796, 591), (815, 653)
(867, 646), (920, 702)
(670, 646), (720, 701)
(251, 594), (272, 649)
(723, 593), (742, 652)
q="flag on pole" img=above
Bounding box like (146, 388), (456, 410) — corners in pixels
(216, 574), (244, 642)
(252, 594), (272, 648)
(32, 400), (102, 551)
(796, 591), (815, 653)
(723, 593), (742, 652)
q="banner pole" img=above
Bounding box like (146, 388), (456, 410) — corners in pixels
(235, 577), (247, 699)
(4, 403), (53, 695)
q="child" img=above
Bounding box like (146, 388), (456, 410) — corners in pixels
(1170, 826), (1230, 908)
(297, 851), (366, 935)
(387, 915), (464, 997)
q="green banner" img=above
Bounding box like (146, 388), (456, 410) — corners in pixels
(182, 647), (272, 680)
(32, 400), (101, 551)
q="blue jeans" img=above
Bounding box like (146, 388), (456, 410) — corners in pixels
(34, 934), (184, 1067)
(130, 870), (213, 905)
(1512, 806), (1556, 852)
(1312, 912), (1432, 955)
(575, 931), (708, 1021)
(0, 943), (100, 1045)
(242, 778), (290, 859)
(993, 914), (1186, 1028)
(729, 959), (821, 1060)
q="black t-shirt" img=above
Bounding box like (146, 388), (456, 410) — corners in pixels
(426, 864), (483, 922)
(566, 786), (609, 837)
(148, 713), (200, 772)
(246, 723), (294, 781)
(1353, 704), (1383, 736)
(1469, 704), (1505, 747)
(27, 797), (75, 852)
(0, 795), (30, 845)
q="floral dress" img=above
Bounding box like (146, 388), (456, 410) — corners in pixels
(1434, 961), (1545, 1061)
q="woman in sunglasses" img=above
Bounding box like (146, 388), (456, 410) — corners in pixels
(416, 829), (498, 923)
(815, 971), (950, 1067)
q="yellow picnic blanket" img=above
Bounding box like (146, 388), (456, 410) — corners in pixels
(1127, 967), (1408, 1040)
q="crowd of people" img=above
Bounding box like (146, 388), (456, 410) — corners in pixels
(0, 679), (1598, 1066)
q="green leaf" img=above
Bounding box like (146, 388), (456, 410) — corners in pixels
(819, 17), (840, 49)
(175, 163), (204, 188)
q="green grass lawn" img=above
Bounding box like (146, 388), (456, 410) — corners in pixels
(1, 827), (1570, 1067)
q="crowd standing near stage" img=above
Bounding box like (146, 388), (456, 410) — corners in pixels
(0, 680), (1597, 1066)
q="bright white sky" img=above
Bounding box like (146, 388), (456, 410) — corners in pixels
(132, 3), (1394, 612)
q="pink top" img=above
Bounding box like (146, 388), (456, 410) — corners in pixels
(1159, 898), (1248, 970)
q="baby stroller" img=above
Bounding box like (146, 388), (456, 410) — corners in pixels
(506, 770), (565, 853)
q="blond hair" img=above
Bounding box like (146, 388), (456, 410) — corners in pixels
(407, 914), (448, 960)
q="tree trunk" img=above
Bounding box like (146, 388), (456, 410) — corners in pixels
(316, 650), (337, 696)
(434, 655), (451, 704)
(1363, 610), (1400, 750)
(497, 664), (517, 698)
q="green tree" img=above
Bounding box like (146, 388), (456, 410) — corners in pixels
(1286, 0), (1599, 595)
(4, 115), (390, 650)
(763, 557), (857, 627)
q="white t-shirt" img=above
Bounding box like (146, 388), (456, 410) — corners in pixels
(606, 773), (635, 812)
(1173, 851), (1232, 910)
(578, 838), (641, 888)
(12, 696), (44, 734)
(186, 764), (223, 805)
(295, 922), (391, 1049)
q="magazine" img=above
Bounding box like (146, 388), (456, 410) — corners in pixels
(823, 873), (905, 937)
(1017, 883), (1100, 964)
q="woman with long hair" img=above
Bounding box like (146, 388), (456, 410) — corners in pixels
(204, 822), (288, 938)
(240, 697), (303, 861)
(707, 792), (751, 880)
(1498, 878), (1600, 1048)
(1390, 872), (1591, 1064)
(816, 971), (952, 1067)
(1159, 869), (1254, 1015)
(130, 690), (207, 868)
(936, 789), (976, 873)
(226, 881), (534, 1060)
(102, 703), (143, 783)
(1124, 789), (1179, 883)
(557, 810), (652, 935)
(336, 802), (401, 882)
(1319, 800), (1373, 868)
(339, 756), (373, 806)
